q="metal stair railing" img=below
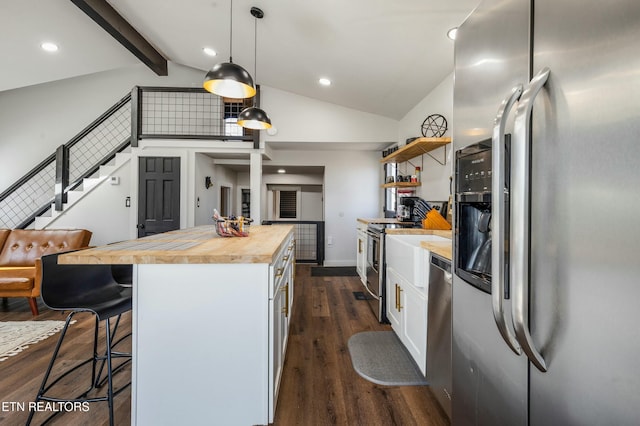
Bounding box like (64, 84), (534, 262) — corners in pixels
(0, 93), (132, 229)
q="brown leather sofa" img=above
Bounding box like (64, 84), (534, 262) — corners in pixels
(0, 229), (92, 316)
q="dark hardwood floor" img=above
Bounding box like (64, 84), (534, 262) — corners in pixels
(0, 298), (132, 426)
(273, 266), (449, 426)
(0, 265), (448, 426)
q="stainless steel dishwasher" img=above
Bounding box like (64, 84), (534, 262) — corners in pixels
(427, 253), (452, 420)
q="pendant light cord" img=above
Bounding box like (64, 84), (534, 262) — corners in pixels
(253, 9), (259, 107)
(229, 0), (233, 63)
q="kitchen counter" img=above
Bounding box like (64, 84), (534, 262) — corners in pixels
(356, 217), (404, 225)
(59, 225), (295, 425)
(59, 224), (293, 265)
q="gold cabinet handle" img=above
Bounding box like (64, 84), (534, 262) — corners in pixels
(282, 283), (289, 317)
(397, 285), (403, 312)
(395, 284), (399, 311)
(283, 255), (290, 261)
(275, 267), (284, 278)
(358, 239), (362, 253)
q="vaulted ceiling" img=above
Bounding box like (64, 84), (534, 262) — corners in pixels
(2, 0), (479, 119)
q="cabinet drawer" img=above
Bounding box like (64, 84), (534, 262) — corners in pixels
(271, 234), (295, 297)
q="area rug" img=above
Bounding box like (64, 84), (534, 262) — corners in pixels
(311, 266), (358, 276)
(0, 320), (67, 362)
(348, 331), (428, 386)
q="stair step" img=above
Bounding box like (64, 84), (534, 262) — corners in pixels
(99, 165), (116, 177)
(66, 190), (85, 204)
(115, 152), (131, 166)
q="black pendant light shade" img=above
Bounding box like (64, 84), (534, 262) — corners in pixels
(203, 62), (255, 98)
(238, 6), (272, 130)
(203, 0), (255, 98)
(237, 106), (272, 129)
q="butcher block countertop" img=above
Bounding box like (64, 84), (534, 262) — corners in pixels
(420, 241), (452, 261)
(357, 218), (404, 224)
(59, 225), (294, 265)
(385, 228), (453, 239)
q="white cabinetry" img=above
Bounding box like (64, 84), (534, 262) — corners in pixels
(269, 234), (295, 420)
(133, 228), (295, 426)
(386, 265), (427, 375)
(356, 222), (368, 284)
(385, 234), (447, 375)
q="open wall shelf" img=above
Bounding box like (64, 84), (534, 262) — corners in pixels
(381, 137), (451, 164)
(381, 182), (422, 189)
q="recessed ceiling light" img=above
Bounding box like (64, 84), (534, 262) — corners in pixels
(203, 47), (217, 57)
(277, 169), (286, 174)
(41, 42), (59, 52)
(447, 27), (458, 41)
(318, 78), (331, 86)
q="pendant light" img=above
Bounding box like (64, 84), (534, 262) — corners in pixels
(238, 7), (272, 130)
(203, 0), (256, 99)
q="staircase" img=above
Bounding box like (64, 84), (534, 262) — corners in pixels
(0, 93), (132, 229)
(33, 150), (131, 229)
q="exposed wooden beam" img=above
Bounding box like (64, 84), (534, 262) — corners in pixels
(70, 0), (168, 76)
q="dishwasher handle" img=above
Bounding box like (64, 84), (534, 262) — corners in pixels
(430, 254), (451, 274)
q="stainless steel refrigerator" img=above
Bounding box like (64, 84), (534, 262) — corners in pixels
(452, 0), (640, 425)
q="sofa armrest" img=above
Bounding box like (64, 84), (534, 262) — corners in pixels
(0, 266), (35, 280)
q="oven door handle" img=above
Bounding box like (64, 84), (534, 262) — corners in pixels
(491, 84), (523, 356)
(363, 281), (379, 300)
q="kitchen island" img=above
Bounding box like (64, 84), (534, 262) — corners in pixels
(59, 225), (295, 426)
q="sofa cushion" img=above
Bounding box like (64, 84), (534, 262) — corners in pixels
(0, 229), (92, 267)
(0, 229), (10, 251)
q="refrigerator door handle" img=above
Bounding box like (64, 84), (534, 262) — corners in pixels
(512, 67), (550, 373)
(491, 85), (523, 355)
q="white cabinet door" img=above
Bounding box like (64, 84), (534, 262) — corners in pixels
(386, 266), (402, 332)
(272, 282), (286, 407)
(386, 265), (427, 375)
(402, 282), (427, 375)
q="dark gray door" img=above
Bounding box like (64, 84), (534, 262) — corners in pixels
(529, 0), (640, 424)
(138, 157), (180, 237)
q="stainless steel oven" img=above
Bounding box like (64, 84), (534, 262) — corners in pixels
(365, 222), (421, 323)
(365, 226), (384, 322)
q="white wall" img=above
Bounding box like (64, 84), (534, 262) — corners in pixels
(397, 73), (454, 201)
(300, 189), (323, 221)
(194, 153), (217, 226)
(261, 86), (398, 144)
(43, 163), (132, 246)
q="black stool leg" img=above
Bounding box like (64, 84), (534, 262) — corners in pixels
(26, 313), (75, 425)
(91, 315), (100, 390)
(94, 313), (130, 388)
(105, 317), (115, 426)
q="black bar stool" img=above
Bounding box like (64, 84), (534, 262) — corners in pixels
(26, 251), (133, 426)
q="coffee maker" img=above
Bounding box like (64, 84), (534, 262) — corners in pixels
(397, 196), (421, 224)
